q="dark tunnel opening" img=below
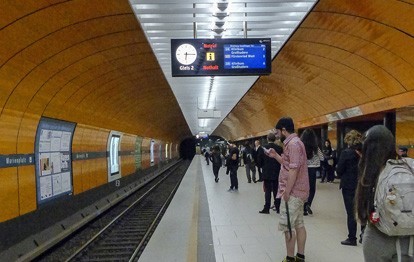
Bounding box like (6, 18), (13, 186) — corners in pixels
(180, 137), (196, 160)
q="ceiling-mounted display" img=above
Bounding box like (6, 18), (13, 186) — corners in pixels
(171, 38), (271, 77)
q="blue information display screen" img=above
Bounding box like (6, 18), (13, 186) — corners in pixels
(171, 38), (271, 77)
(224, 44), (267, 69)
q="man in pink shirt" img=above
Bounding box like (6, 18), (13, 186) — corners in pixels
(265, 117), (309, 262)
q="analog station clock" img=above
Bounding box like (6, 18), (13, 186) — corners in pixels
(175, 43), (197, 65)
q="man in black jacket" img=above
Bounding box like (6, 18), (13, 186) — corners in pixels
(253, 139), (265, 182)
(242, 142), (256, 183)
(259, 133), (283, 214)
(227, 143), (240, 192)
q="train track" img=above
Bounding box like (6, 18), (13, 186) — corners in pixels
(34, 161), (189, 262)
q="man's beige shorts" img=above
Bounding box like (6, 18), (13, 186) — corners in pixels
(278, 196), (305, 232)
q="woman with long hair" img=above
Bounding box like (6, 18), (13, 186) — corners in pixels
(356, 125), (413, 261)
(300, 129), (323, 216)
(321, 139), (334, 183)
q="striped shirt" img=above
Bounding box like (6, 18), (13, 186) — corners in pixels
(277, 133), (310, 201)
(307, 147), (324, 168)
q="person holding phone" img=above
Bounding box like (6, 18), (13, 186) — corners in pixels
(265, 117), (309, 262)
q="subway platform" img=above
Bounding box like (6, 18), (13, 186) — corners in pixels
(139, 155), (364, 262)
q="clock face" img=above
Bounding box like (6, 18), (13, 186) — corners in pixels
(175, 44), (197, 65)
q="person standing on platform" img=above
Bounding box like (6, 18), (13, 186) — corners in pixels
(259, 132), (283, 214)
(398, 146), (408, 158)
(253, 140), (265, 182)
(209, 145), (222, 183)
(242, 142), (255, 183)
(265, 117), (309, 262)
(321, 139), (334, 183)
(226, 142), (240, 192)
(300, 129), (323, 216)
(336, 130), (364, 246)
(204, 148), (210, 165)
(356, 125), (414, 261)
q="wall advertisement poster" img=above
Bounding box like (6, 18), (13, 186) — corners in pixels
(35, 117), (76, 204)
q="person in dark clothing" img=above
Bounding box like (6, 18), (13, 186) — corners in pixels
(204, 149), (210, 165)
(321, 139), (334, 183)
(253, 140), (265, 182)
(336, 130), (364, 246)
(259, 133), (283, 214)
(300, 129), (323, 216)
(242, 142), (256, 183)
(398, 146), (408, 157)
(227, 143), (240, 192)
(209, 145), (222, 182)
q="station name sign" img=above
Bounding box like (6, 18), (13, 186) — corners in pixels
(171, 38), (271, 77)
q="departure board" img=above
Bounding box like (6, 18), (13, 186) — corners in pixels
(171, 38), (271, 76)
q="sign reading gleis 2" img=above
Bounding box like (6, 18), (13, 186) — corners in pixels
(171, 38), (271, 76)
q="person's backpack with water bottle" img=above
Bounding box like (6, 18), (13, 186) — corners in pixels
(373, 158), (414, 236)
(372, 158), (414, 262)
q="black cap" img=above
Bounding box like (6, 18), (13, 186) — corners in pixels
(275, 117), (294, 133)
(399, 146), (408, 152)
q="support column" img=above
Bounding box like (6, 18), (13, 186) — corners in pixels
(321, 124), (328, 146)
(383, 111), (396, 137)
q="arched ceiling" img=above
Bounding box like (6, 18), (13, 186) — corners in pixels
(0, 0), (190, 142)
(131, 0), (317, 136)
(2, 0), (414, 144)
(214, 0), (414, 140)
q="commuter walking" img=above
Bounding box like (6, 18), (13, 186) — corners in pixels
(226, 143), (240, 192)
(356, 125), (414, 261)
(204, 148), (210, 165)
(209, 145), (222, 182)
(265, 117), (309, 262)
(259, 132), (282, 214)
(300, 129), (323, 216)
(336, 130), (364, 246)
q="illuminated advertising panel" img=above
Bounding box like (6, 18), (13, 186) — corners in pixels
(107, 131), (122, 182)
(171, 38), (271, 76)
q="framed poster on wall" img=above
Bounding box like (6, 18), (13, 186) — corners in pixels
(35, 117), (76, 205)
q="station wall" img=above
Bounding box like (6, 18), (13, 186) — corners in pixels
(0, 117), (179, 223)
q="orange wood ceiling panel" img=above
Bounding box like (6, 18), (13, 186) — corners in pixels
(17, 113), (39, 153)
(72, 161), (82, 195)
(93, 158), (108, 188)
(0, 168), (19, 222)
(0, 109), (22, 154)
(17, 165), (36, 216)
(215, 0), (414, 140)
(0, 0), (190, 144)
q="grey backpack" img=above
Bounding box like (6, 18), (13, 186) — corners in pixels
(374, 158), (414, 236)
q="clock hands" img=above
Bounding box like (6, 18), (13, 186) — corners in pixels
(185, 52), (197, 61)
